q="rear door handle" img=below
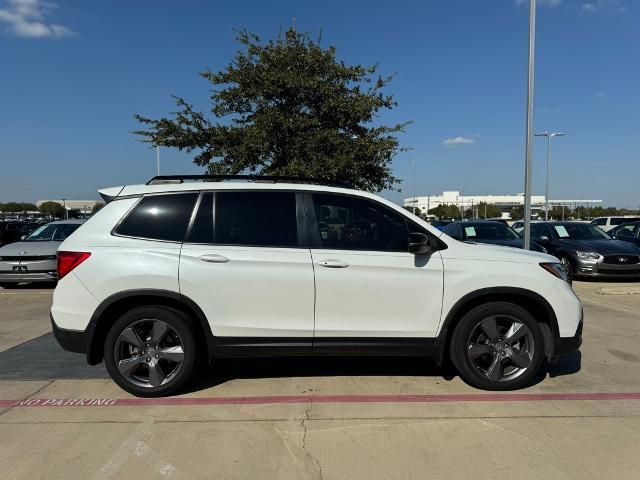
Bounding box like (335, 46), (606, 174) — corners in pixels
(198, 254), (229, 263)
(317, 259), (349, 268)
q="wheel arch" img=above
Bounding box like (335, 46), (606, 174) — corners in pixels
(433, 287), (559, 366)
(86, 289), (214, 365)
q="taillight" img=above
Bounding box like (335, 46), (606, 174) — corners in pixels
(57, 251), (91, 280)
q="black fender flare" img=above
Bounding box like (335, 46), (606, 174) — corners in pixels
(86, 289), (214, 364)
(432, 286), (560, 365)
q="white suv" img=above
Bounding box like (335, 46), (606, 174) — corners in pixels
(51, 177), (583, 396)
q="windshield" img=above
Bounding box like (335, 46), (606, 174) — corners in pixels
(24, 224), (80, 242)
(464, 224), (519, 240)
(553, 224), (611, 240)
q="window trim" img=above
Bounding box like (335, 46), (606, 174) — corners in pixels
(304, 191), (440, 253)
(111, 191), (200, 244)
(182, 189), (305, 249)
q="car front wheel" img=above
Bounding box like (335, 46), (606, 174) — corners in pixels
(104, 306), (198, 397)
(450, 302), (545, 390)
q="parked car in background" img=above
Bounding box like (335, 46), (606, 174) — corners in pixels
(511, 220), (540, 234)
(590, 216), (640, 232)
(609, 221), (640, 247)
(429, 219), (452, 231)
(443, 221), (546, 252)
(0, 221), (40, 246)
(0, 220), (84, 287)
(530, 221), (640, 279)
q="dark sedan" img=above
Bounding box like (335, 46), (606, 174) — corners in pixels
(609, 221), (640, 247)
(531, 221), (640, 279)
(443, 221), (546, 252)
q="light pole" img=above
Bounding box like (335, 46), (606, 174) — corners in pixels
(156, 146), (161, 176)
(522, 0), (536, 250)
(535, 131), (566, 221)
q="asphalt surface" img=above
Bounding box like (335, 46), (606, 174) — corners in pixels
(0, 281), (639, 479)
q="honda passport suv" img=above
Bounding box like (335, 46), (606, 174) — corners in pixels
(51, 176), (583, 397)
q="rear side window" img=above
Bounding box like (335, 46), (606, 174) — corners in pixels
(187, 191), (298, 247)
(592, 218), (607, 226)
(116, 193), (198, 242)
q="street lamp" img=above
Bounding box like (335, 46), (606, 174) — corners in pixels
(535, 131), (566, 221)
(522, 0), (536, 250)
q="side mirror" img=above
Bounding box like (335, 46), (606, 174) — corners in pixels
(539, 235), (550, 243)
(408, 232), (433, 255)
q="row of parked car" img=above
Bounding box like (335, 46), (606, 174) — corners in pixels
(0, 219), (85, 287)
(432, 218), (640, 280)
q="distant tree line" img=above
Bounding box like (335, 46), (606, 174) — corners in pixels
(0, 202), (38, 213)
(406, 203), (640, 221)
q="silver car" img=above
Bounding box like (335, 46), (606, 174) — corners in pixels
(0, 220), (85, 287)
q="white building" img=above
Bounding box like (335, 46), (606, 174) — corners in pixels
(404, 191), (602, 218)
(36, 199), (104, 216)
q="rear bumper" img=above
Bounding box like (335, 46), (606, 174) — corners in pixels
(51, 313), (89, 355)
(0, 272), (57, 283)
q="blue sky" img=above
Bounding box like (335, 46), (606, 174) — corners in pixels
(0, 0), (638, 207)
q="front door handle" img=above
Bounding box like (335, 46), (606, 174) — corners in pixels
(317, 259), (349, 268)
(198, 254), (229, 263)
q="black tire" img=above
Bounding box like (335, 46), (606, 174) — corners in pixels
(104, 306), (199, 397)
(0, 283), (16, 289)
(557, 254), (574, 280)
(450, 302), (545, 391)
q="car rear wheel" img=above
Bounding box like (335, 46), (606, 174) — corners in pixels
(104, 306), (198, 397)
(450, 302), (545, 390)
(0, 283), (16, 289)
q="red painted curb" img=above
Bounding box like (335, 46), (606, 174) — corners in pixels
(2, 392), (640, 408)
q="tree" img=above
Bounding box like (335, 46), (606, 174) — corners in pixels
(92, 203), (105, 214)
(133, 28), (409, 192)
(510, 205), (524, 220)
(549, 205), (572, 220)
(403, 206), (423, 218)
(39, 201), (61, 217)
(476, 202), (502, 219)
(1, 202), (37, 213)
(428, 204), (460, 220)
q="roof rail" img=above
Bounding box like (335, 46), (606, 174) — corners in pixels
(145, 174), (352, 189)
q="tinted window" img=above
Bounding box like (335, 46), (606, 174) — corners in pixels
(312, 194), (409, 251)
(116, 193), (198, 242)
(214, 191), (297, 247)
(531, 224), (551, 238)
(551, 223), (611, 240)
(463, 223), (519, 240)
(24, 223), (80, 242)
(592, 218), (607, 226)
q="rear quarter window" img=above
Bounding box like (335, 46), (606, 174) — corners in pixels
(115, 193), (198, 242)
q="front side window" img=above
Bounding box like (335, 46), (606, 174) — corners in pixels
(116, 193), (198, 242)
(591, 218), (607, 226)
(463, 223), (519, 240)
(312, 194), (409, 251)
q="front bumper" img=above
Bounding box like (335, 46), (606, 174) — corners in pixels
(51, 313), (88, 355)
(574, 258), (640, 278)
(553, 318), (583, 357)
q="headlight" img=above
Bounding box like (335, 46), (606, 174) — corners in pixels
(575, 251), (600, 260)
(540, 262), (571, 283)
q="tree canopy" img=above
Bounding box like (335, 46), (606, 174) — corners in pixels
(133, 28), (409, 191)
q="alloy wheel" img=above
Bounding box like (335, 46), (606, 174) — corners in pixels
(466, 315), (534, 382)
(114, 319), (185, 388)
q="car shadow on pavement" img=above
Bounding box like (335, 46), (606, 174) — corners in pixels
(0, 333), (581, 392)
(547, 352), (582, 378)
(184, 356), (459, 394)
(0, 282), (56, 290)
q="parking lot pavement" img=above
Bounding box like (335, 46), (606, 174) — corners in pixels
(1, 282), (640, 479)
